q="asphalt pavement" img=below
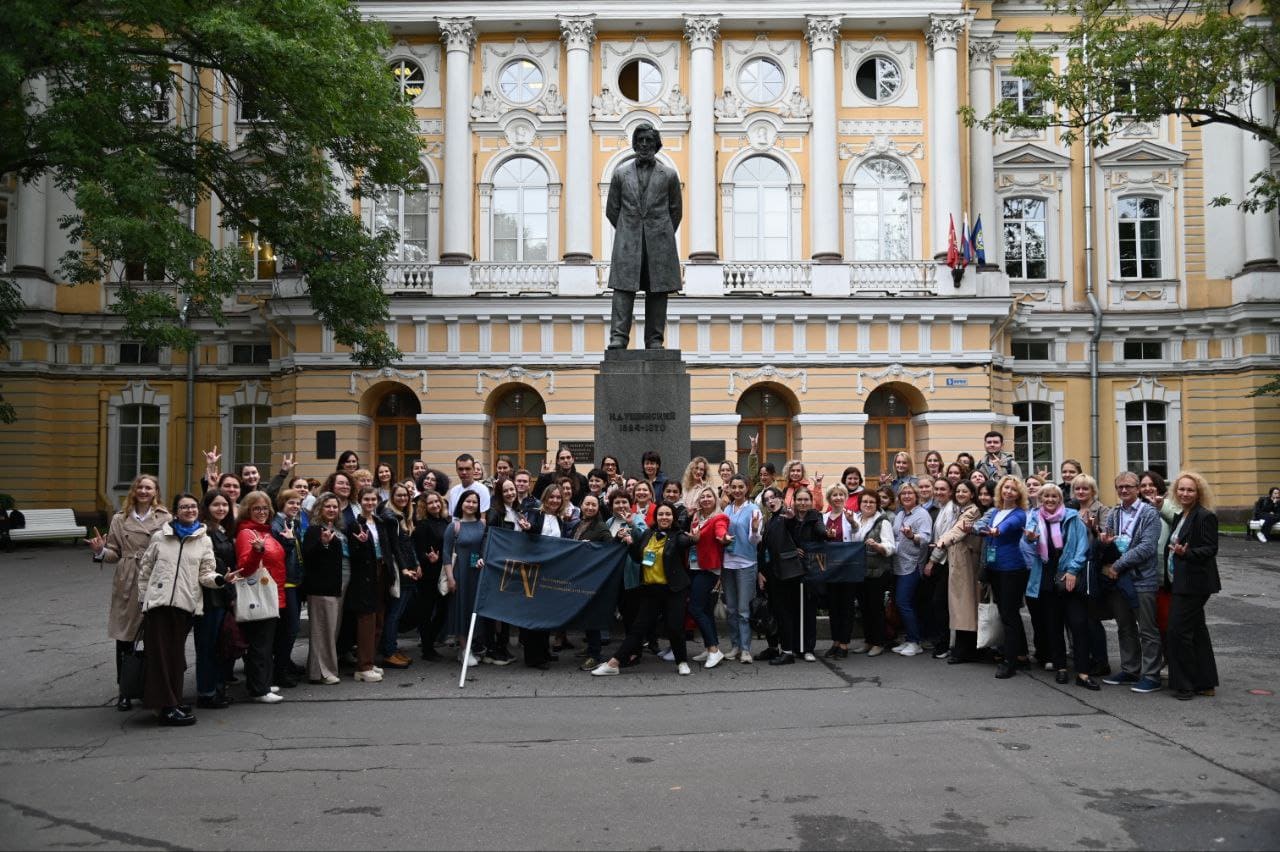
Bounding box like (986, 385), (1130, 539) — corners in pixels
(0, 537), (1277, 850)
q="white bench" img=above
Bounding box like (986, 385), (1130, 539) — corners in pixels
(1248, 519), (1280, 541)
(7, 509), (86, 544)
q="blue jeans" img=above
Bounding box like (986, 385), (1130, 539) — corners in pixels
(381, 582), (417, 657)
(689, 571), (720, 648)
(193, 606), (225, 697)
(895, 570), (922, 643)
(721, 564), (757, 652)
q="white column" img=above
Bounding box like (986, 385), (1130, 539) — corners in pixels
(927, 14), (965, 258)
(439, 17), (475, 264)
(14, 76), (48, 273)
(806, 15), (842, 262)
(968, 38), (999, 268)
(560, 15), (595, 263)
(684, 15), (720, 261)
(1242, 81), (1278, 268)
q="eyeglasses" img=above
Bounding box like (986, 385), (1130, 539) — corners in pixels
(177, 505), (199, 512)
(251, 506), (271, 513)
(1116, 484), (1137, 491)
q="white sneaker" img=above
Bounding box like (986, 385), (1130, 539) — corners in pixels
(590, 662), (620, 676)
(705, 649), (725, 669)
(677, 662), (692, 676)
(723, 647), (741, 661)
(464, 653), (479, 667)
(850, 644), (870, 654)
(1044, 661), (1055, 671)
(372, 666), (384, 676)
(892, 642), (908, 653)
(1259, 531), (1269, 543)
(252, 692), (283, 703)
(691, 650), (710, 663)
(354, 669), (383, 682)
(739, 651), (753, 664)
(321, 674), (340, 685)
(269, 686), (281, 694)
(898, 642), (923, 657)
(658, 649), (675, 662)
(802, 652), (817, 662)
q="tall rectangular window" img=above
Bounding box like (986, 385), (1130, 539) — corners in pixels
(1117, 196), (1161, 279)
(232, 405), (273, 472)
(1125, 400), (1168, 478)
(0, 196), (8, 272)
(1000, 76), (1043, 116)
(118, 404), (161, 483)
(1013, 401), (1054, 477)
(238, 231), (281, 280)
(1003, 197), (1047, 280)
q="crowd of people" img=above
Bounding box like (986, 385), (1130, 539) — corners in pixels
(86, 430), (1224, 726)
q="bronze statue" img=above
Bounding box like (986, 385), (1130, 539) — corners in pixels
(605, 122), (682, 350)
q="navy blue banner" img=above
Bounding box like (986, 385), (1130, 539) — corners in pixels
(474, 527), (627, 630)
(801, 541), (867, 584)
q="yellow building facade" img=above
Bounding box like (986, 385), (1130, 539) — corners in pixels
(3, 0), (1278, 516)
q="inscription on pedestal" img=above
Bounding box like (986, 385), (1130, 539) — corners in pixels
(594, 350), (691, 476)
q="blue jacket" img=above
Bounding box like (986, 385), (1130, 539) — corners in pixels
(1024, 508), (1088, 598)
(974, 507), (1027, 572)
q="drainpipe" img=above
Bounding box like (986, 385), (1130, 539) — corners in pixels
(1081, 28), (1103, 478)
(182, 63), (199, 490)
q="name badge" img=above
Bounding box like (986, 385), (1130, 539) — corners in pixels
(688, 549), (699, 567)
(642, 550), (657, 567)
(1115, 534), (1131, 555)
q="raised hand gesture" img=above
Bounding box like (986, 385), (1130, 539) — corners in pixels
(320, 526), (335, 546)
(354, 525), (369, 543)
(749, 432), (759, 453)
(280, 453), (295, 473)
(426, 546), (440, 563)
(84, 526), (105, 555)
(251, 532), (266, 552)
(279, 524), (295, 541)
(541, 458), (554, 474)
(204, 446), (221, 467)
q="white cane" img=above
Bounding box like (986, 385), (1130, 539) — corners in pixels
(799, 579), (804, 657)
(459, 611), (478, 689)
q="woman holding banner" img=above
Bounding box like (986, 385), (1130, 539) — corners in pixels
(790, 488), (825, 661)
(591, 502), (696, 677)
(444, 489), (487, 667)
(823, 484), (859, 659)
(518, 485), (570, 669)
(851, 489), (895, 657)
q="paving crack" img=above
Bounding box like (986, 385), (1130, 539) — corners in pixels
(0, 795), (190, 851)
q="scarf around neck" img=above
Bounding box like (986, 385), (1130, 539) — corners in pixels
(173, 519), (201, 540)
(1036, 504), (1066, 562)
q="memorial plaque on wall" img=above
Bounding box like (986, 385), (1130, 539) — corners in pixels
(691, 440), (727, 464)
(316, 430), (336, 460)
(562, 440), (596, 464)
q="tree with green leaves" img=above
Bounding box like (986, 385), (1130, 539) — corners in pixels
(965, 0), (1279, 212)
(0, 0), (424, 376)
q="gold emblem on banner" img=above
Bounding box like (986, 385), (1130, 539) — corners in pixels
(499, 560), (542, 598)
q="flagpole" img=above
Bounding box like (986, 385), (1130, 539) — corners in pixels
(458, 611), (478, 689)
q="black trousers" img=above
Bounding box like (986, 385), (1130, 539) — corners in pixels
(1064, 591), (1095, 674)
(142, 606), (191, 710)
(1166, 593), (1218, 692)
(858, 574), (889, 647)
(613, 585), (687, 664)
(917, 569), (949, 650)
(828, 583), (856, 644)
(771, 576), (802, 654)
(990, 569), (1029, 663)
(1034, 570), (1069, 670)
(237, 617), (277, 698)
(521, 629), (551, 666)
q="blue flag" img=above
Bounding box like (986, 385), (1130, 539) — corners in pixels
(474, 527), (626, 630)
(801, 541), (867, 584)
(970, 215), (986, 265)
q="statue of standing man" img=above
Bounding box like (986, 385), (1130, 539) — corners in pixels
(605, 123), (682, 350)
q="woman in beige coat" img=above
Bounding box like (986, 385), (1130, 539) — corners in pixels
(931, 479), (983, 663)
(86, 474), (171, 711)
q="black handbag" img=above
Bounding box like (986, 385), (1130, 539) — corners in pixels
(749, 593), (776, 637)
(118, 633), (145, 700)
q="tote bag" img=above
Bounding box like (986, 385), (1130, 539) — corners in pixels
(976, 587), (1004, 650)
(234, 569), (280, 622)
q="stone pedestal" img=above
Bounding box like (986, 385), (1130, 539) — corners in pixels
(594, 349), (691, 477)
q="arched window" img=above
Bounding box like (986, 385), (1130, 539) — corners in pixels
(1003, 197), (1047, 280)
(231, 404), (272, 472)
(492, 157), (549, 262)
(374, 388), (422, 482)
(732, 157), (790, 261)
(492, 386), (547, 474)
(863, 385), (912, 480)
(852, 159), (910, 261)
(735, 385), (793, 474)
(1125, 400), (1168, 478)
(364, 166), (430, 262)
(117, 404), (161, 484)
(1013, 401), (1054, 476)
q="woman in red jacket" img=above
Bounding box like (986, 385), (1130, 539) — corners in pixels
(687, 486), (730, 668)
(235, 491), (287, 704)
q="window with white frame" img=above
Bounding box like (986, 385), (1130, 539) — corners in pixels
(364, 166), (430, 262)
(498, 59), (544, 105)
(1116, 196), (1161, 279)
(617, 58), (662, 104)
(237, 82), (269, 123)
(1003, 196), (1048, 280)
(855, 56), (902, 103)
(851, 158), (910, 261)
(732, 156), (790, 261)
(1124, 400), (1168, 478)
(389, 59), (425, 102)
(738, 57), (785, 105)
(1123, 339), (1163, 360)
(117, 404), (161, 483)
(491, 157), (548, 262)
(999, 76), (1043, 116)
(1011, 338), (1051, 360)
(118, 342), (160, 365)
(232, 404), (272, 472)
(238, 230), (296, 280)
(1013, 401), (1055, 476)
